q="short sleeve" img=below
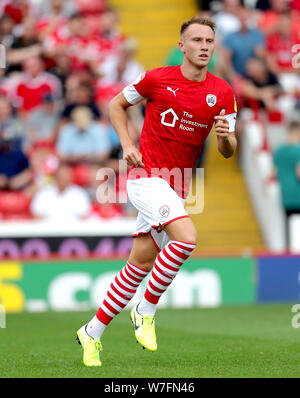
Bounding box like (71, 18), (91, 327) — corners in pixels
(123, 70), (155, 104)
(220, 85), (237, 132)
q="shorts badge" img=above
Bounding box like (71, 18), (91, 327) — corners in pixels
(159, 205), (170, 218)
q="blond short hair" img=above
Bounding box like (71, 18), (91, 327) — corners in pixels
(180, 16), (216, 38)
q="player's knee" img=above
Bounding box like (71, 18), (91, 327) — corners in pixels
(128, 253), (155, 271)
(179, 227), (198, 247)
(181, 235), (197, 247)
(133, 260), (153, 272)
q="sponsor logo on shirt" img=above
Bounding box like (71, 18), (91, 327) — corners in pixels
(179, 111), (208, 132)
(166, 86), (179, 96)
(160, 109), (208, 132)
(160, 108), (179, 127)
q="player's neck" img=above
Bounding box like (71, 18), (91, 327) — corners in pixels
(180, 62), (207, 82)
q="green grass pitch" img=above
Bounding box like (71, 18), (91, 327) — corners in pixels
(1, 305), (299, 378)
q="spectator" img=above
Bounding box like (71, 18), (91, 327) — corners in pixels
(258, 0), (291, 35)
(0, 13), (15, 49)
(13, 55), (62, 116)
(0, 96), (25, 149)
(48, 53), (71, 95)
(56, 106), (111, 166)
(6, 16), (42, 75)
(29, 140), (59, 189)
(265, 12), (297, 75)
(0, 0), (141, 222)
(25, 93), (60, 145)
(30, 163), (91, 221)
(95, 37), (145, 123)
(273, 121), (300, 246)
(220, 5), (265, 82)
(213, 0), (243, 38)
(88, 7), (124, 66)
(0, 121), (33, 191)
(264, 12), (300, 119)
(61, 83), (101, 122)
(35, 0), (77, 41)
(242, 57), (282, 110)
(98, 7), (123, 46)
(97, 38), (144, 87)
(43, 13), (92, 72)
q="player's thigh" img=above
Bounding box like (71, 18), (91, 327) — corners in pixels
(128, 233), (159, 272)
(163, 216), (197, 244)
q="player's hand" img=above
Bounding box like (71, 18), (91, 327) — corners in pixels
(214, 109), (230, 140)
(123, 145), (145, 167)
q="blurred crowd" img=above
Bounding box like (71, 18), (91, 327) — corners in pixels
(187, 0), (300, 126)
(165, 0), (300, 225)
(0, 0), (300, 223)
(193, 0), (300, 238)
(0, 0), (144, 221)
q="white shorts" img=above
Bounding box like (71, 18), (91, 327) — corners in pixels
(127, 177), (188, 251)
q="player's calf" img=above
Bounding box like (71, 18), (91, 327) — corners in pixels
(135, 240), (196, 350)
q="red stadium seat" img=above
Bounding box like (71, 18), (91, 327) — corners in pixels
(0, 191), (32, 220)
(91, 201), (123, 219)
(71, 164), (92, 187)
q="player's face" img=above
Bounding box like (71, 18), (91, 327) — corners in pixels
(179, 24), (215, 69)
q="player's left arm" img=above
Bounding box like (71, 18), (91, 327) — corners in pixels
(214, 109), (237, 158)
(214, 87), (238, 159)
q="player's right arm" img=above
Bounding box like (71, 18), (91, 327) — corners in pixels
(108, 92), (144, 167)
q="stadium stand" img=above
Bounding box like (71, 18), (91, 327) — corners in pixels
(0, 0), (300, 254)
(0, 0), (137, 227)
(191, 0), (300, 252)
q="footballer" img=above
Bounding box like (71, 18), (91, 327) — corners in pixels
(76, 16), (237, 366)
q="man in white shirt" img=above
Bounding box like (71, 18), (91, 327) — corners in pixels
(30, 163), (91, 221)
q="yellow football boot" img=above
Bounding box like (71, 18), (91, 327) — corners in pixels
(76, 324), (102, 367)
(130, 304), (157, 352)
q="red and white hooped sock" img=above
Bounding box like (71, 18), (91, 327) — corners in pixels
(138, 240), (196, 316)
(87, 262), (149, 340)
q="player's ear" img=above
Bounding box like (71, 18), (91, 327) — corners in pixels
(178, 40), (184, 53)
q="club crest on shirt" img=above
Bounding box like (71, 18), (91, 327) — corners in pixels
(159, 205), (170, 218)
(206, 94), (217, 107)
